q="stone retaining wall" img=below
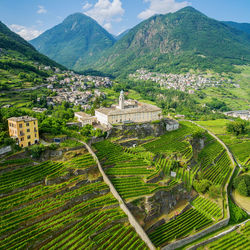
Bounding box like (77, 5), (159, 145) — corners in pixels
(0, 146), (12, 155)
(82, 141), (155, 250)
(162, 218), (229, 250)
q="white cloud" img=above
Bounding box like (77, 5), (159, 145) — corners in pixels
(82, 2), (93, 10)
(103, 22), (112, 31)
(138, 0), (190, 20)
(84, 0), (124, 31)
(9, 24), (42, 40)
(37, 5), (47, 14)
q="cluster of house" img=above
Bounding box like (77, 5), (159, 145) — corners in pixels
(129, 69), (236, 93)
(8, 91), (180, 148)
(224, 110), (250, 121)
(46, 71), (112, 89)
(44, 72), (112, 107)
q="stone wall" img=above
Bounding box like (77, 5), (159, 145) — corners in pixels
(82, 141), (156, 250)
(162, 218), (229, 250)
(0, 145), (12, 155)
(108, 119), (176, 139)
(162, 120), (238, 250)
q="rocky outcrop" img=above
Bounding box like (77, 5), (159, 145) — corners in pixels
(127, 183), (194, 229)
(109, 119), (177, 139)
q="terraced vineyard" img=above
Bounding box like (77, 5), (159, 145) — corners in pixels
(149, 208), (213, 247)
(142, 121), (202, 155)
(0, 153), (148, 250)
(94, 140), (162, 199)
(200, 220), (250, 250)
(203, 150), (232, 185)
(198, 140), (224, 170)
(191, 196), (222, 220)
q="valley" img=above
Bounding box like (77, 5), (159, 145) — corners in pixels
(0, 3), (249, 250)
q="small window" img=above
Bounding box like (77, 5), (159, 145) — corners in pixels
(27, 135), (31, 139)
(27, 129), (30, 132)
(19, 124), (22, 128)
(26, 123), (29, 126)
(21, 137), (24, 141)
(35, 134), (37, 138)
(34, 121), (36, 125)
(20, 144), (23, 147)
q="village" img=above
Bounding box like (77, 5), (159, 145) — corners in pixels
(129, 69), (237, 93)
(41, 68), (112, 110)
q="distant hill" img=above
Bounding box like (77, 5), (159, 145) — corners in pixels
(30, 13), (116, 70)
(90, 7), (250, 76)
(222, 21), (250, 35)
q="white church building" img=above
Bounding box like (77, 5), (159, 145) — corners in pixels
(95, 91), (162, 126)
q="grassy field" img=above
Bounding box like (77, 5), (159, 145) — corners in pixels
(232, 190), (250, 213)
(196, 119), (249, 166)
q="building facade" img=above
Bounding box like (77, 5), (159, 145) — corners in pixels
(8, 116), (39, 148)
(95, 91), (162, 126)
(75, 112), (97, 126)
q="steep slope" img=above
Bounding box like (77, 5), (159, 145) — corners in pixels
(0, 21), (64, 68)
(0, 21), (65, 91)
(30, 13), (116, 70)
(91, 7), (250, 76)
(115, 29), (130, 40)
(222, 21), (250, 35)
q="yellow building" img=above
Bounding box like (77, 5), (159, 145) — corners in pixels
(8, 116), (39, 148)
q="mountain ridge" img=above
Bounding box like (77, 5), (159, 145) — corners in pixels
(89, 6), (250, 75)
(222, 21), (250, 35)
(30, 12), (116, 69)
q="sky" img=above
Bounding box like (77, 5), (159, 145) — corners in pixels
(0, 0), (250, 40)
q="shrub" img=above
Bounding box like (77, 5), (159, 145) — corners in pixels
(193, 179), (211, 193)
(233, 174), (250, 196)
(208, 185), (221, 199)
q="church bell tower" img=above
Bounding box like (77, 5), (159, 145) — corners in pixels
(119, 90), (125, 109)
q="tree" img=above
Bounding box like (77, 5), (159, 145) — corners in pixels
(238, 179), (248, 196)
(233, 174), (250, 197)
(193, 179), (211, 193)
(226, 120), (248, 136)
(208, 185), (221, 199)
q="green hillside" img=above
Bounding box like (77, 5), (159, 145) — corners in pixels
(0, 20), (65, 91)
(223, 21), (250, 35)
(91, 7), (250, 76)
(30, 13), (116, 70)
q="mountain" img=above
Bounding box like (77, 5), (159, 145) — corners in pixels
(0, 20), (65, 91)
(90, 7), (250, 76)
(0, 21), (64, 68)
(30, 13), (116, 70)
(222, 21), (250, 35)
(115, 29), (130, 40)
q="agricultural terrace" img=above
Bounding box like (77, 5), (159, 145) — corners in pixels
(92, 121), (236, 248)
(149, 208), (213, 247)
(196, 119), (250, 166)
(199, 220), (250, 250)
(94, 140), (163, 199)
(0, 153), (147, 250)
(142, 121), (202, 155)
